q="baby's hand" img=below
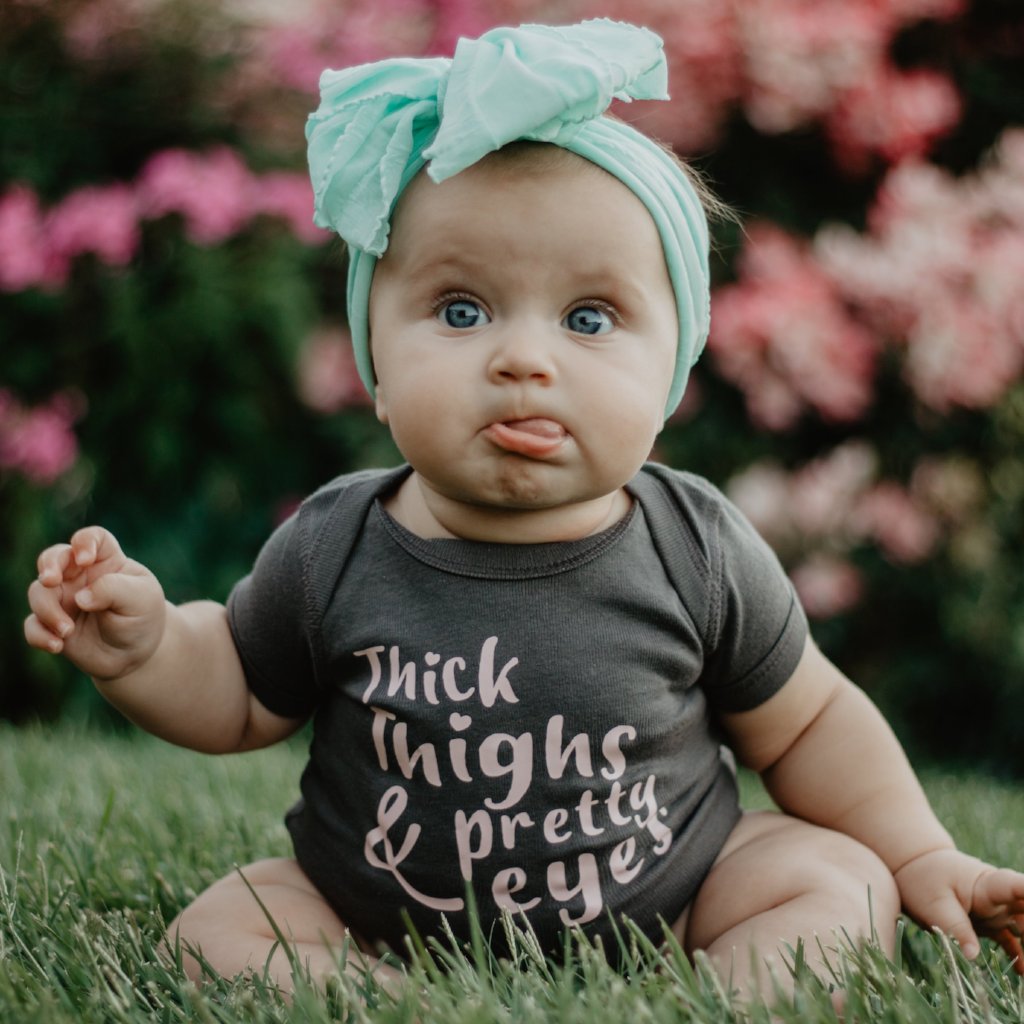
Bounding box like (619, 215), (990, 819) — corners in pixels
(25, 527), (166, 682)
(895, 849), (1024, 973)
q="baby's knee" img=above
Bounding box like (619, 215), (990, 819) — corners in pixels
(804, 829), (900, 925)
(686, 814), (901, 952)
(162, 859), (296, 974)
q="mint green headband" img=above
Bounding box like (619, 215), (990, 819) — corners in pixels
(306, 19), (711, 418)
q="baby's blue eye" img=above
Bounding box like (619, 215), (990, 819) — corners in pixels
(564, 306), (613, 336)
(440, 299), (490, 329)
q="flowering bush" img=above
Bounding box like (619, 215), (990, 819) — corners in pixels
(0, 151), (327, 295)
(708, 224), (879, 430)
(817, 134), (1024, 412)
(0, 389), (82, 484)
(3, 0), (1023, 767)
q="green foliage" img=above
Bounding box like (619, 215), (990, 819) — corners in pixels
(3, 724), (1024, 1023)
(0, 1), (401, 724)
(1, 224), (394, 722)
(3, 0), (1024, 776)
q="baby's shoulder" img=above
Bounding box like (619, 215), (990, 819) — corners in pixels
(298, 465), (411, 533)
(635, 461), (730, 511)
(633, 461), (784, 586)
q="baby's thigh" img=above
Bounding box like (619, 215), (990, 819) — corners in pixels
(164, 857), (355, 979)
(674, 810), (900, 954)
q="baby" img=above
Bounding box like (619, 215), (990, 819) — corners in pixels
(24, 19), (1024, 1001)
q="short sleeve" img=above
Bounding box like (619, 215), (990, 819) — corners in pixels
(700, 488), (808, 713)
(227, 511), (320, 719)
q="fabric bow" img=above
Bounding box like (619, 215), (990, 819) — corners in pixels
(307, 20), (667, 256)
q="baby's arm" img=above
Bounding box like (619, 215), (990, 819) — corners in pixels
(25, 526), (302, 753)
(721, 639), (1024, 969)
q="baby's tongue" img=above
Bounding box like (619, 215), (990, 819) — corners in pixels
(485, 418), (567, 457)
(503, 418), (563, 438)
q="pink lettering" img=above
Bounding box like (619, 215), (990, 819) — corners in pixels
(609, 837), (644, 886)
(387, 646), (417, 701)
(443, 656), (473, 701)
(454, 808), (492, 881)
(492, 868), (540, 913)
(606, 781), (632, 826)
(392, 722), (441, 787)
(356, 646), (386, 703)
(478, 636), (519, 707)
(630, 775), (672, 855)
(545, 716), (594, 780)
(370, 706), (395, 771)
(542, 807), (571, 844)
(500, 811), (534, 849)
(479, 732), (533, 810)
(447, 711), (473, 783)
(364, 786), (462, 911)
(422, 652), (441, 705)
(548, 854), (603, 926)
(576, 790), (604, 837)
(600, 725), (636, 780)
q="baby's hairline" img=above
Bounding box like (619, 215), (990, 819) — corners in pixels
(397, 136), (728, 224)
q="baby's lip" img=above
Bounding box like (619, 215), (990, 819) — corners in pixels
(483, 418), (568, 458)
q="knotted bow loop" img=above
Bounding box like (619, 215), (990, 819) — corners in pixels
(306, 20), (666, 255)
(424, 20), (667, 183)
(307, 58), (450, 256)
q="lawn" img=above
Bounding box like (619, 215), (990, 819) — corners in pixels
(2, 722), (1023, 1023)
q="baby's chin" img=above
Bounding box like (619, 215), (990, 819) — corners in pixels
(418, 471), (632, 543)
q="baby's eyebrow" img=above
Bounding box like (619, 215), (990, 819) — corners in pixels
(565, 269), (653, 307)
(387, 250), (476, 288)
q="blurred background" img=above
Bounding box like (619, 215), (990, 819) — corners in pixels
(2, 0), (1023, 772)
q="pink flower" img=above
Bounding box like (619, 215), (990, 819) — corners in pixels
(905, 297), (1023, 411)
(826, 64), (961, 173)
(816, 133), (1024, 411)
(251, 173), (331, 244)
(423, 0), (494, 55)
(884, 0), (966, 20)
(61, 0), (140, 63)
(735, 0), (891, 134)
(910, 455), (985, 526)
(853, 482), (940, 563)
(790, 552), (864, 614)
(727, 442), (878, 550)
(725, 461), (794, 545)
(709, 224), (877, 429)
(598, 0), (743, 152)
(47, 183), (140, 267)
(254, 0), (436, 94)
(0, 186), (67, 292)
(790, 553), (865, 619)
(0, 389), (82, 485)
(790, 442), (878, 540)
(297, 327), (370, 412)
(136, 148), (254, 245)
(727, 443), (959, 616)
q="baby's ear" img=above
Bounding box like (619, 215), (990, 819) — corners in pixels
(374, 385), (389, 426)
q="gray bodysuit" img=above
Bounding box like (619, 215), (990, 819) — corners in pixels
(227, 462), (808, 956)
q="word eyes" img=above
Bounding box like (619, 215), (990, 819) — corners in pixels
(564, 306), (614, 336)
(439, 299), (491, 329)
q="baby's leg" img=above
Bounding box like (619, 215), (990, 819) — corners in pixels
(164, 858), (401, 994)
(674, 811), (900, 1000)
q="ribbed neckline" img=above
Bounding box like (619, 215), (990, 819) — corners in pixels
(373, 499), (638, 580)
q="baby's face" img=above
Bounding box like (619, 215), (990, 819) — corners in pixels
(367, 153), (678, 528)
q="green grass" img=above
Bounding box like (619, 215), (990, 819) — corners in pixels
(2, 722), (1023, 1023)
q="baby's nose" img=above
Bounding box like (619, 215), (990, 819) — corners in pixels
(487, 325), (557, 383)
